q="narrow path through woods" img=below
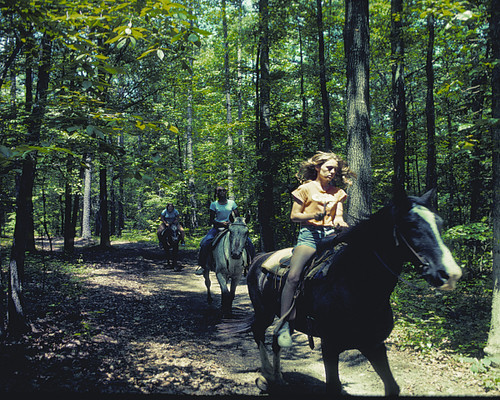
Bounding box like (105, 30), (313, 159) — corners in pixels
(1, 240), (498, 396)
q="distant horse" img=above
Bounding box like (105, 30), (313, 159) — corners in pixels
(203, 217), (249, 317)
(157, 223), (181, 270)
(244, 188), (462, 396)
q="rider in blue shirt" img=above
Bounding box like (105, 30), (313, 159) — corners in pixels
(160, 203), (185, 244)
(195, 187), (255, 275)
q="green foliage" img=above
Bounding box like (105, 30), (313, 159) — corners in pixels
(454, 356), (500, 391)
(389, 262), (498, 388)
(443, 221), (492, 280)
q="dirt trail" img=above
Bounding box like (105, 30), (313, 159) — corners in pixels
(1, 241), (498, 396)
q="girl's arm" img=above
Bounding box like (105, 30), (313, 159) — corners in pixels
(290, 198), (325, 223)
(333, 201), (348, 227)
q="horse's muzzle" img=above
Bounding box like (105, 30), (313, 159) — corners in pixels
(422, 266), (448, 288)
(422, 265), (461, 291)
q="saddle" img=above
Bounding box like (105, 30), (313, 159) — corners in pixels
(211, 228), (229, 249)
(260, 234), (343, 282)
(262, 235), (346, 349)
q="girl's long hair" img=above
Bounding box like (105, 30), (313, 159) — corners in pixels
(295, 151), (356, 188)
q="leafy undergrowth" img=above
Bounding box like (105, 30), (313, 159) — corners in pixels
(390, 269), (500, 392)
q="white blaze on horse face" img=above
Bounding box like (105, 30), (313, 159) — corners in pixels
(412, 205), (462, 290)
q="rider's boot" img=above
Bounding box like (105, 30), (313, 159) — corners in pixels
(277, 321), (292, 348)
(195, 265), (205, 275)
(195, 244), (209, 275)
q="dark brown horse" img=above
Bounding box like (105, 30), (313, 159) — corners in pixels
(245, 188), (462, 396)
(157, 222), (180, 270)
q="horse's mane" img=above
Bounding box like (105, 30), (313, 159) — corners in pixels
(318, 202), (394, 253)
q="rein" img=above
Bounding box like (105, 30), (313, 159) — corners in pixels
(371, 226), (426, 291)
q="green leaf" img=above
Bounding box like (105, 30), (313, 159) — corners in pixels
(188, 33), (199, 43)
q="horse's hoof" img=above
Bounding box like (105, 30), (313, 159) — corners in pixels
(255, 376), (268, 392)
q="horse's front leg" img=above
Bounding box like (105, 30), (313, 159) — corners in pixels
(173, 244), (181, 271)
(321, 338), (342, 395)
(204, 269), (212, 304)
(215, 271), (231, 317)
(360, 342), (400, 396)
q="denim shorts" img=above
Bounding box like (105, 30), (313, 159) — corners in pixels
(295, 225), (337, 250)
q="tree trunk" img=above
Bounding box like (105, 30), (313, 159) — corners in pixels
(63, 168), (74, 254)
(186, 54), (198, 229)
(8, 33), (52, 337)
(485, 0), (500, 361)
(425, 13), (437, 201)
(110, 170), (116, 236)
(118, 134), (125, 235)
(41, 178), (53, 251)
(469, 52), (487, 222)
(99, 167), (111, 248)
(317, 0), (331, 150)
(257, 0), (275, 252)
(223, 0), (235, 196)
(298, 21), (307, 130)
(237, 0), (244, 142)
(344, 0), (371, 224)
(391, 0), (407, 190)
(82, 155), (92, 241)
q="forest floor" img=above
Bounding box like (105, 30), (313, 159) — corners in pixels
(1, 239), (499, 397)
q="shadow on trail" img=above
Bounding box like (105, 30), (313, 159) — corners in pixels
(1, 242), (328, 395)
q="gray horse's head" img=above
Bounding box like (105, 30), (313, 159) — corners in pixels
(229, 217), (249, 259)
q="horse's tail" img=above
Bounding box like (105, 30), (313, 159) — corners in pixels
(217, 314), (254, 335)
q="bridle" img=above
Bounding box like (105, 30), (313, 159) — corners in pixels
(372, 223), (428, 291)
(393, 225), (430, 269)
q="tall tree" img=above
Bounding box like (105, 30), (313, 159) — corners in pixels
(8, 32), (52, 337)
(485, 0), (500, 361)
(222, 0), (235, 195)
(344, 0), (371, 223)
(98, 165), (111, 248)
(257, 0), (275, 251)
(391, 0), (407, 189)
(317, 0), (332, 150)
(425, 12), (437, 200)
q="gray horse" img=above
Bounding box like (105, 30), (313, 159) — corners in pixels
(203, 217), (249, 317)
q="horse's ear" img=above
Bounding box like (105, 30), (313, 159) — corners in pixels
(420, 188), (437, 209)
(393, 183), (411, 212)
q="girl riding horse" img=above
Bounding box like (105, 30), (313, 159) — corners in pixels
(277, 151), (356, 348)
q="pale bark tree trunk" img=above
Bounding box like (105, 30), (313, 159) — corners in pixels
(186, 60), (198, 229)
(298, 21), (307, 130)
(223, 0), (235, 197)
(425, 12), (437, 204)
(110, 168), (116, 236)
(257, 0), (275, 251)
(344, 0), (371, 224)
(391, 0), (407, 190)
(82, 155), (92, 241)
(485, 0), (500, 361)
(63, 160), (74, 254)
(99, 166), (111, 248)
(237, 0), (244, 142)
(317, 0), (331, 150)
